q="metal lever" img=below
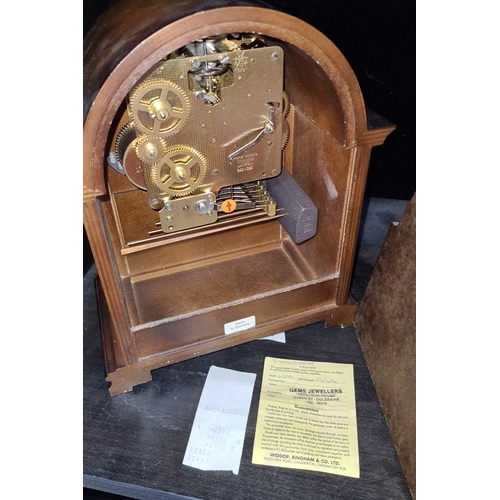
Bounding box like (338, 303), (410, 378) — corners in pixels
(228, 105), (276, 161)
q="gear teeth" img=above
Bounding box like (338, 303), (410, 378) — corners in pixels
(114, 122), (137, 166)
(135, 135), (167, 163)
(282, 91), (291, 119)
(153, 145), (207, 197)
(129, 79), (190, 137)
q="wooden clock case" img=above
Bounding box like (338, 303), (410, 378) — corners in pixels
(83, 0), (395, 396)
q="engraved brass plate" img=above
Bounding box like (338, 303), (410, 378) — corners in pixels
(132, 45), (284, 203)
(110, 36), (286, 234)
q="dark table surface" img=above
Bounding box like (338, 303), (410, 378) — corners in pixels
(83, 197), (411, 500)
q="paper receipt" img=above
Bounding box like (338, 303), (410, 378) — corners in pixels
(183, 366), (256, 474)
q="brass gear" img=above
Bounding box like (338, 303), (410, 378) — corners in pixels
(114, 122), (137, 167)
(135, 135), (167, 163)
(282, 91), (290, 119)
(129, 79), (190, 137)
(153, 146), (207, 196)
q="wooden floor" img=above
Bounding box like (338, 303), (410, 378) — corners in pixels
(83, 197), (411, 500)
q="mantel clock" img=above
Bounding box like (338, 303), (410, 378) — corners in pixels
(83, 0), (395, 395)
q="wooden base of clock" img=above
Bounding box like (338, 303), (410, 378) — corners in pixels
(96, 275), (359, 396)
(84, 0), (395, 396)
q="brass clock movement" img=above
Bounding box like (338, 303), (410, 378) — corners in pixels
(83, 0), (395, 395)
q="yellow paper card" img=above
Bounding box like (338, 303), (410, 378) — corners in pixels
(252, 357), (359, 478)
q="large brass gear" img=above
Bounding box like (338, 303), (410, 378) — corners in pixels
(129, 79), (190, 137)
(153, 146), (207, 196)
(135, 135), (167, 163)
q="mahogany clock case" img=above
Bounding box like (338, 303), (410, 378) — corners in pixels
(83, 0), (400, 395)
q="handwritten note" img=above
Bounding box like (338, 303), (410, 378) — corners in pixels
(183, 366), (256, 474)
(252, 357), (359, 477)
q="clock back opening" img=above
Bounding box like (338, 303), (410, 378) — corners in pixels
(83, 0), (395, 395)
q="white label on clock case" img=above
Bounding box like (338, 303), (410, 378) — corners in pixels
(224, 316), (256, 335)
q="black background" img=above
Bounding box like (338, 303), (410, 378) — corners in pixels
(83, 1), (415, 269)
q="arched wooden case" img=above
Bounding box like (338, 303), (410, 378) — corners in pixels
(83, 0), (395, 396)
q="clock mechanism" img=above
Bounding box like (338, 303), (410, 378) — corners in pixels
(107, 34), (291, 237)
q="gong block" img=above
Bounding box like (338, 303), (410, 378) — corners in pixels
(83, 0), (395, 395)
